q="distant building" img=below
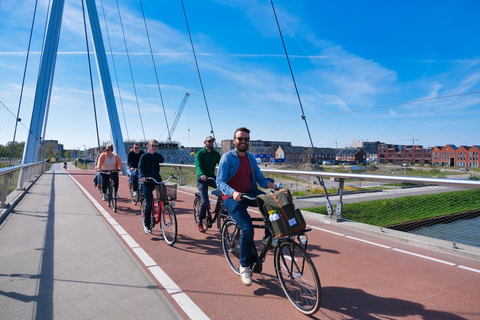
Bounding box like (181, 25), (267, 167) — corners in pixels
(221, 139), (291, 153)
(276, 145), (307, 163)
(377, 143), (432, 165)
(336, 148), (366, 164)
(431, 144), (479, 168)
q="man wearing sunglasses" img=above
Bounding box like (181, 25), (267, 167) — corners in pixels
(138, 139), (165, 234)
(217, 127), (277, 286)
(127, 142), (144, 197)
(195, 135), (221, 232)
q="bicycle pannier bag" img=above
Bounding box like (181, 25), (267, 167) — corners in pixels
(257, 189), (306, 237)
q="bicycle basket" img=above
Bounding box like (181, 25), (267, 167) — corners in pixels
(155, 184), (177, 201)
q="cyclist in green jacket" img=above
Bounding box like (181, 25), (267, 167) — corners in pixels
(195, 135), (221, 232)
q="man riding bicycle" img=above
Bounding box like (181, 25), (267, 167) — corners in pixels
(195, 135), (221, 233)
(138, 139), (165, 235)
(127, 142), (144, 197)
(217, 127), (277, 286)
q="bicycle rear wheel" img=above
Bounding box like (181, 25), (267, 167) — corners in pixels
(274, 241), (321, 315)
(161, 204), (177, 246)
(221, 219), (241, 275)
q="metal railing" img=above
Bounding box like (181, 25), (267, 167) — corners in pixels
(0, 161), (50, 223)
(160, 163), (480, 249)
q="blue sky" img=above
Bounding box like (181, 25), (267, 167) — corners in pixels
(1, 0), (479, 151)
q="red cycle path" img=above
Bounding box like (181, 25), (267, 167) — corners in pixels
(70, 169), (480, 319)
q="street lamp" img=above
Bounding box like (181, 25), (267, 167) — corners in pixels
(391, 171), (396, 198)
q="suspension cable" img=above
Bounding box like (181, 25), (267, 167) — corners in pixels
(270, 0), (319, 165)
(139, 0), (171, 141)
(81, 0), (101, 150)
(115, 0), (146, 141)
(99, 0), (130, 142)
(180, 0), (216, 140)
(8, 0), (39, 165)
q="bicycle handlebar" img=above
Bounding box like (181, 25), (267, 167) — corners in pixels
(144, 174), (178, 185)
(99, 169), (120, 173)
(240, 194), (257, 201)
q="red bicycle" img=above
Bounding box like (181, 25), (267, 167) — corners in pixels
(141, 175), (178, 246)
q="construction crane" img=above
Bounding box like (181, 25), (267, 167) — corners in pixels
(168, 92), (190, 141)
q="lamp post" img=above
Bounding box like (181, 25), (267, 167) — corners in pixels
(83, 145), (86, 168)
(391, 171), (396, 198)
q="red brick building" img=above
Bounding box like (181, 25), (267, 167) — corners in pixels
(431, 144), (480, 168)
(377, 144), (432, 165)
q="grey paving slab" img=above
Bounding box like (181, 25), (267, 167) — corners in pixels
(0, 164), (182, 320)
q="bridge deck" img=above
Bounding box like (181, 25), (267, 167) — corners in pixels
(1, 163), (479, 319)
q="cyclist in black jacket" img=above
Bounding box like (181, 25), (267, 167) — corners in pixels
(138, 139), (165, 234)
(127, 142), (144, 197)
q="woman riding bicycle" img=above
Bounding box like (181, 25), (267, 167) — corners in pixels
(96, 144), (123, 201)
(217, 127), (277, 286)
(138, 139), (165, 235)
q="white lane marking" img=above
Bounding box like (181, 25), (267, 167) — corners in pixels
(345, 236), (392, 249)
(149, 266), (182, 294)
(172, 293), (210, 320)
(69, 174), (210, 319)
(308, 224), (480, 274)
(310, 225), (345, 237)
(392, 248), (456, 266)
(458, 265), (480, 273)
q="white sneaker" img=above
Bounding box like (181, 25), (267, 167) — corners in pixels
(102, 194), (107, 201)
(115, 193), (119, 199)
(239, 266), (252, 286)
(133, 191), (138, 197)
(144, 226), (152, 234)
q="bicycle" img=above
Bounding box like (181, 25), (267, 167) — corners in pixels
(221, 193), (321, 315)
(141, 175), (178, 246)
(193, 177), (228, 232)
(129, 168), (143, 205)
(100, 169), (120, 213)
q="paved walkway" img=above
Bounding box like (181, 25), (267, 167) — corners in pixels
(0, 164), (182, 320)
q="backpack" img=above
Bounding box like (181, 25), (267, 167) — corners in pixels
(257, 189), (306, 237)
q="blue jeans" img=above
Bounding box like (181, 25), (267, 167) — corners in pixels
(223, 188), (269, 268)
(142, 183), (155, 228)
(196, 178), (217, 222)
(130, 170), (139, 191)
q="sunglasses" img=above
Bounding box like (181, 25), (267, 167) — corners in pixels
(106, 149), (112, 151)
(134, 147), (140, 149)
(236, 137), (250, 142)
(206, 139), (215, 143)
(151, 145), (159, 148)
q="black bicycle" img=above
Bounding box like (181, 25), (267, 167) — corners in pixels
(221, 193), (321, 315)
(193, 178), (228, 232)
(129, 169), (143, 205)
(100, 169), (119, 212)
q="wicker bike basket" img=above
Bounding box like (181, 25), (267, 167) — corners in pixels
(155, 184), (177, 201)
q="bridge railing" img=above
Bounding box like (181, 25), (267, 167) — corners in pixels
(160, 163), (480, 249)
(0, 161), (50, 222)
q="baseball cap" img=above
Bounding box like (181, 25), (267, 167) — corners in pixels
(204, 135), (215, 141)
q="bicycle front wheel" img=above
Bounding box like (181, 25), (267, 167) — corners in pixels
(221, 219), (241, 275)
(107, 184), (113, 208)
(130, 183), (138, 205)
(161, 204), (177, 246)
(112, 187), (117, 213)
(274, 241), (321, 315)
(193, 196), (200, 224)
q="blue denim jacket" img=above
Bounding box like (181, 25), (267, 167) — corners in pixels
(216, 149), (273, 197)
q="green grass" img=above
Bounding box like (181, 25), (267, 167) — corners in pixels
(304, 189), (480, 226)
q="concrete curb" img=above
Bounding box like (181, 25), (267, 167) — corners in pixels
(300, 209), (480, 261)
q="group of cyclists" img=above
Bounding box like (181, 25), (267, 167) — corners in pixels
(94, 127), (276, 286)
